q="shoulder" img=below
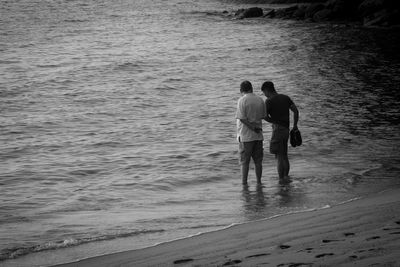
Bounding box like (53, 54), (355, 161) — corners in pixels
(255, 94), (264, 102)
(280, 94), (293, 103)
(237, 95), (248, 106)
(238, 94), (246, 102)
(252, 94), (265, 104)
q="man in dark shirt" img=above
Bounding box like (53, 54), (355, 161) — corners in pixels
(261, 81), (299, 181)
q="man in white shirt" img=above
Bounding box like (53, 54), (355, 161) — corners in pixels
(236, 81), (266, 185)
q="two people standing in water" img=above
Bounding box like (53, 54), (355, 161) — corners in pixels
(236, 80), (299, 185)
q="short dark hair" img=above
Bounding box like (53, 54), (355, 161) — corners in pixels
(261, 81), (275, 92)
(240, 80), (253, 93)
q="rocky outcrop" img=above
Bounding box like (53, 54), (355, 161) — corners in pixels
(305, 3), (325, 19)
(232, 0), (400, 27)
(235, 7), (264, 19)
(359, 0), (400, 26)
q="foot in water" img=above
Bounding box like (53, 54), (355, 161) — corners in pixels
(279, 176), (292, 185)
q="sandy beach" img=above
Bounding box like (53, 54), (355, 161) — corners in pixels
(54, 188), (400, 267)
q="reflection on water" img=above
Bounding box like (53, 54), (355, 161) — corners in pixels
(241, 181), (306, 221)
(277, 179), (295, 206)
(242, 184), (267, 215)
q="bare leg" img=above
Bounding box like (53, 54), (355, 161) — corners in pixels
(277, 153), (290, 179)
(241, 162), (250, 185)
(255, 162), (262, 184)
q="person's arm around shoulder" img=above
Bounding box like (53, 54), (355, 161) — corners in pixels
(290, 103), (299, 130)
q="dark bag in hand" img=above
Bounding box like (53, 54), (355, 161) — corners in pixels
(290, 128), (302, 147)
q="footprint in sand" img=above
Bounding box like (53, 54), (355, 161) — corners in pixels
(383, 227), (400, 231)
(383, 221), (400, 233)
(222, 259), (242, 266)
(344, 232), (355, 237)
(297, 247), (313, 253)
(245, 253), (270, 258)
(173, 258), (194, 264)
(322, 239), (344, 243)
(277, 263), (312, 267)
(305, 248), (313, 253)
(366, 236), (380, 241)
(315, 253), (334, 258)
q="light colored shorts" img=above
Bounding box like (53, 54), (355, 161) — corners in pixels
(270, 124), (289, 155)
(239, 140), (263, 165)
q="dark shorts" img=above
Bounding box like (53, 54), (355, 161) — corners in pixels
(239, 140), (263, 165)
(270, 124), (289, 155)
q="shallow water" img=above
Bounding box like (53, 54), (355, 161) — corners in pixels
(1, 0), (400, 266)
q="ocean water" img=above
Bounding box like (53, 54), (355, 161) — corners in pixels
(1, 0), (400, 266)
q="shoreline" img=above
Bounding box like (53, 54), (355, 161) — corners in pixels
(54, 188), (400, 267)
(228, 0), (400, 28)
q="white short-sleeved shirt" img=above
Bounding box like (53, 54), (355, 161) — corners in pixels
(236, 93), (266, 142)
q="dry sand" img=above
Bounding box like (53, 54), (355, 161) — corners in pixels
(55, 188), (400, 267)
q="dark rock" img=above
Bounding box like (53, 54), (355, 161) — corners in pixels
(313, 8), (334, 21)
(236, 7), (263, 19)
(275, 5), (298, 18)
(303, 0), (359, 21)
(363, 8), (400, 26)
(305, 3), (325, 19)
(293, 5), (307, 19)
(271, 0), (324, 3)
(326, 0), (351, 17)
(387, 9), (400, 25)
(235, 8), (245, 17)
(231, 0), (400, 27)
(326, 0), (364, 14)
(358, 0), (385, 17)
(264, 9), (276, 18)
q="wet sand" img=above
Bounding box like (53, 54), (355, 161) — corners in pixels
(54, 188), (400, 267)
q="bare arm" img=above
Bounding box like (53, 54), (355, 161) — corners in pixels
(290, 103), (299, 129)
(263, 114), (277, 124)
(240, 119), (262, 133)
(263, 104), (275, 124)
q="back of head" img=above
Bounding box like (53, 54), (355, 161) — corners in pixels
(240, 80), (253, 93)
(261, 81), (276, 93)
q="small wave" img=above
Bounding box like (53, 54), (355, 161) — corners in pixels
(124, 163), (155, 170)
(36, 64), (62, 68)
(0, 215), (32, 225)
(18, 43), (35, 48)
(361, 163), (400, 178)
(154, 85), (179, 91)
(0, 229), (165, 261)
(90, 141), (122, 148)
(181, 10), (226, 18)
(63, 19), (89, 23)
(157, 198), (208, 206)
(111, 181), (174, 192)
(0, 59), (20, 64)
(0, 88), (26, 98)
(162, 78), (183, 83)
(206, 151), (223, 157)
(68, 169), (102, 177)
(113, 62), (147, 73)
(156, 175), (229, 189)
